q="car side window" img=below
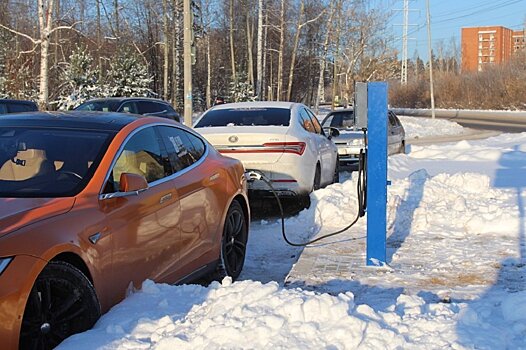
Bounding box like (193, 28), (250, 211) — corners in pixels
(388, 113), (398, 127)
(8, 103), (35, 113)
(299, 109), (316, 133)
(137, 101), (164, 115)
(120, 101), (139, 114)
(107, 127), (169, 192)
(157, 126), (205, 173)
(306, 109), (323, 134)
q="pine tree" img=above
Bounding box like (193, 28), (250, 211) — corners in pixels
(56, 46), (101, 110)
(103, 50), (154, 98)
(229, 71), (256, 102)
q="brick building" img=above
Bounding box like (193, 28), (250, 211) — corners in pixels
(461, 26), (525, 72)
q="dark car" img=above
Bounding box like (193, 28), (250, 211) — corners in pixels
(0, 99), (38, 114)
(75, 97), (181, 122)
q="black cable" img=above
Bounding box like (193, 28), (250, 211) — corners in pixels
(246, 129), (368, 246)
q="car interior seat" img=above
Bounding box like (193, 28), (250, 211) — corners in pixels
(113, 150), (144, 189)
(0, 148), (55, 181)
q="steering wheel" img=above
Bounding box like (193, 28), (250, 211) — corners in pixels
(58, 170), (83, 180)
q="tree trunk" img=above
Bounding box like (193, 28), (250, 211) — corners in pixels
(206, 35), (211, 108)
(247, 13), (254, 87)
(286, 1), (304, 101)
(162, 0), (169, 100)
(276, 0), (285, 101)
(315, 4), (334, 113)
(113, 0), (120, 37)
(172, 0), (181, 109)
(331, 5), (341, 111)
(229, 0), (236, 83)
(38, 0), (54, 110)
(262, 10), (268, 100)
(256, 0), (263, 99)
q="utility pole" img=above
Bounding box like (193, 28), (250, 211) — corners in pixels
(426, 0), (435, 119)
(401, 0), (409, 85)
(183, 0), (193, 127)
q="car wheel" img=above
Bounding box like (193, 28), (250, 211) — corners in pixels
(19, 261), (100, 350)
(332, 157), (340, 184)
(213, 200), (248, 281)
(313, 164), (321, 191)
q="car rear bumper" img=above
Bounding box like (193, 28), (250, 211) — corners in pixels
(0, 255), (46, 350)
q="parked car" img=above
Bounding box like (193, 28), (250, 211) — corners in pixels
(321, 109), (406, 164)
(0, 111), (249, 349)
(75, 97), (181, 122)
(0, 99), (38, 114)
(194, 101), (339, 198)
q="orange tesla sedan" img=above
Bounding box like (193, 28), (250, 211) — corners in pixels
(0, 112), (249, 349)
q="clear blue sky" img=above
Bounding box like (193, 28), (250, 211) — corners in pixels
(378, 0), (526, 61)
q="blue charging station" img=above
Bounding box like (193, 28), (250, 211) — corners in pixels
(356, 82), (388, 266)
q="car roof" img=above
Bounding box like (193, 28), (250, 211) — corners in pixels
(0, 99), (37, 105)
(0, 111), (142, 132)
(83, 97), (170, 104)
(210, 101), (297, 110)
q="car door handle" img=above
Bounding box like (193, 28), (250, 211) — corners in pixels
(159, 193), (173, 204)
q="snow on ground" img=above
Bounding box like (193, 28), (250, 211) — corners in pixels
(58, 117), (526, 349)
(397, 115), (465, 139)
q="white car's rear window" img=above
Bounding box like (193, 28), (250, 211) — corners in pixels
(195, 108), (290, 127)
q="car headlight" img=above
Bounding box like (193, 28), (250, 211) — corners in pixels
(0, 257), (13, 276)
(347, 139), (365, 146)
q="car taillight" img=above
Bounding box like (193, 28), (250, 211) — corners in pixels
(262, 142), (306, 155)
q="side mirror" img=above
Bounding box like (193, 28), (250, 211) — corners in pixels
(119, 173), (148, 192)
(99, 173), (148, 200)
(327, 127), (340, 139)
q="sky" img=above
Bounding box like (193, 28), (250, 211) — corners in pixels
(380, 0), (526, 61)
(57, 113), (526, 349)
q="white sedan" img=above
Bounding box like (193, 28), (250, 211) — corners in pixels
(194, 101), (339, 198)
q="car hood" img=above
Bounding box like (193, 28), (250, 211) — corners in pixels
(0, 197), (75, 237)
(332, 130), (363, 141)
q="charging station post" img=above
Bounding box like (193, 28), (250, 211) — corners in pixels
(356, 82), (388, 266)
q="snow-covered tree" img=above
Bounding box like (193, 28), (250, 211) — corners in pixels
(0, 31), (9, 99)
(55, 47), (101, 110)
(229, 72), (256, 102)
(103, 50), (154, 98)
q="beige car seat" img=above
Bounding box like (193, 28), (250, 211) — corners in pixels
(0, 149), (54, 181)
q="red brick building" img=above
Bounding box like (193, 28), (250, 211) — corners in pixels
(461, 26), (525, 72)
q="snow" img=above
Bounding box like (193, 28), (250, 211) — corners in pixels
(58, 116), (526, 349)
(397, 115), (465, 139)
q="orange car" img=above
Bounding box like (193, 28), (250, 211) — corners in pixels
(0, 112), (249, 349)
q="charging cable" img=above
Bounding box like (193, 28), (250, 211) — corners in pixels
(245, 129), (368, 246)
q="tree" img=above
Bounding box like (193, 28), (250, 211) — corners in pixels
(55, 47), (101, 110)
(103, 49), (154, 97)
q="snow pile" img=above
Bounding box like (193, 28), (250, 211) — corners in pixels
(398, 115), (465, 139)
(58, 117), (526, 349)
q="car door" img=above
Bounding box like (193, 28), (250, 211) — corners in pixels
(305, 108), (336, 185)
(157, 125), (222, 280)
(101, 125), (181, 305)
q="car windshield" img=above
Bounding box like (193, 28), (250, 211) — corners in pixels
(0, 127), (113, 197)
(195, 108), (290, 127)
(75, 100), (121, 112)
(322, 111), (356, 130)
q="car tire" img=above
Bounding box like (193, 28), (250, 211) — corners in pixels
(212, 200), (248, 282)
(313, 164), (321, 191)
(332, 157), (340, 184)
(19, 261), (100, 350)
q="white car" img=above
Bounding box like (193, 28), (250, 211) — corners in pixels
(194, 101), (339, 198)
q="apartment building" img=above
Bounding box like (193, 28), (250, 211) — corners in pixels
(461, 26), (525, 72)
